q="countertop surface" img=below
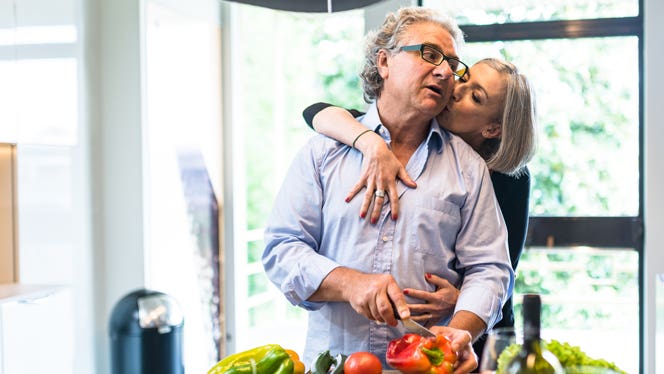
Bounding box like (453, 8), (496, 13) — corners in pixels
(0, 283), (65, 304)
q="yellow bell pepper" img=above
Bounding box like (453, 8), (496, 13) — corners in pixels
(208, 344), (294, 374)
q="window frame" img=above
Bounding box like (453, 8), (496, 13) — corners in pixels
(417, 1), (646, 371)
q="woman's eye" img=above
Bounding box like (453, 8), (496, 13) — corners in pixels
(472, 93), (481, 103)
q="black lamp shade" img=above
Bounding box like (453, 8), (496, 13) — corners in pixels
(224, 0), (385, 13)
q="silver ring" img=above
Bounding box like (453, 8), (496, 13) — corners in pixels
(375, 189), (386, 198)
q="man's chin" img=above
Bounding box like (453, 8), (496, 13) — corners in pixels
(420, 100), (446, 118)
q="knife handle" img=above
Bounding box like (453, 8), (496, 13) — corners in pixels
(388, 297), (401, 320)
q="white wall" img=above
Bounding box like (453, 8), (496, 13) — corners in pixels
(1, 0), (96, 372)
(644, 0), (664, 372)
(87, 0), (148, 372)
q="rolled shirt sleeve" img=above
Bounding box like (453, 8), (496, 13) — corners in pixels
(447, 137), (514, 330)
(263, 136), (342, 310)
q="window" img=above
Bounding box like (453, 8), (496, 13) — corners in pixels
(422, 1), (643, 372)
(224, 3), (365, 355)
(144, 2), (224, 371)
(224, 2), (644, 371)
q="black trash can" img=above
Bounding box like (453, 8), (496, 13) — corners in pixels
(110, 289), (185, 374)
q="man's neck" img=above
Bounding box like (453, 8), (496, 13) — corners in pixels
(376, 99), (432, 166)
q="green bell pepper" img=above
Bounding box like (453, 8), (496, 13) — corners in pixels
(208, 344), (294, 374)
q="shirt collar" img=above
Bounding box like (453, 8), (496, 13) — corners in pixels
(359, 102), (446, 153)
(428, 117), (447, 154)
(358, 102), (383, 133)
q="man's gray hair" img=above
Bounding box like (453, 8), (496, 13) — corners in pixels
(360, 7), (464, 103)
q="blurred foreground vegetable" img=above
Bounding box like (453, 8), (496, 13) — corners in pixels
(308, 350), (347, 374)
(208, 344), (301, 374)
(386, 333), (458, 374)
(497, 339), (627, 374)
(286, 349), (306, 374)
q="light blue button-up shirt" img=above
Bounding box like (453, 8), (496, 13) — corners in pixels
(263, 103), (513, 366)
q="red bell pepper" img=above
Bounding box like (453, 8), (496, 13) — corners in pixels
(386, 333), (458, 374)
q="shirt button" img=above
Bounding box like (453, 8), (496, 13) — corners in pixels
(382, 236), (389, 242)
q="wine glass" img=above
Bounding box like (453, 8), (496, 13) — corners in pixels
(479, 327), (520, 374)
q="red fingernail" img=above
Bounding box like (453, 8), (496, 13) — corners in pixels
(403, 289), (409, 295)
(345, 197), (350, 203)
(425, 273), (432, 279)
(360, 213), (366, 219)
(371, 218), (377, 224)
(392, 214), (398, 220)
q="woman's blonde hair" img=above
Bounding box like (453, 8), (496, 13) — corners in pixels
(476, 58), (536, 176)
(360, 6), (464, 103)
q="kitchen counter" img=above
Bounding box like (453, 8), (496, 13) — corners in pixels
(0, 283), (65, 304)
(0, 283), (73, 373)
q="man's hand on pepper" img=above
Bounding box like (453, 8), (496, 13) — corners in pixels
(386, 333), (458, 374)
(429, 326), (478, 374)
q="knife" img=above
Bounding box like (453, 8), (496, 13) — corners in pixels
(400, 317), (437, 338)
(389, 297), (436, 338)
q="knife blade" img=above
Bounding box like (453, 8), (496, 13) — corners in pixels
(400, 317), (436, 338)
(389, 297), (436, 337)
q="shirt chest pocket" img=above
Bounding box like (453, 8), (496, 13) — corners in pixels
(408, 198), (462, 256)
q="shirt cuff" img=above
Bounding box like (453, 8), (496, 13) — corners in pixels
(284, 256), (341, 311)
(454, 285), (503, 330)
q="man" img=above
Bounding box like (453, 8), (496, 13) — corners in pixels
(263, 7), (513, 372)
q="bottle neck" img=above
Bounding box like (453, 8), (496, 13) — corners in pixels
(522, 294), (542, 348)
(523, 320), (541, 343)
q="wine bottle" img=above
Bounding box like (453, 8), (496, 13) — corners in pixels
(503, 294), (564, 374)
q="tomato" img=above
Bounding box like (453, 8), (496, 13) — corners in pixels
(344, 351), (382, 374)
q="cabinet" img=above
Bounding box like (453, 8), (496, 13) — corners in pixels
(0, 144), (17, 284)
(0, 285), (73, 374)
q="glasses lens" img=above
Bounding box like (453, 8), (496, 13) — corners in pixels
(448, 58), (467, 77)
(446, 58), (460, 73)
(421, 45), (444, 65)
(454, 61), (468, 78)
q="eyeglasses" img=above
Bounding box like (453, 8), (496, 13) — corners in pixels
(400, 44), (468, 79)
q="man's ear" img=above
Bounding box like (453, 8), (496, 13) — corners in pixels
(483, 122), (502, 139)
(377, 49), (389, 79)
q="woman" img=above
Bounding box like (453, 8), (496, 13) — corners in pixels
(302, 57), (536, 362)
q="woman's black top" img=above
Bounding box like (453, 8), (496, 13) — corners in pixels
(302, 102), (531, 359)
